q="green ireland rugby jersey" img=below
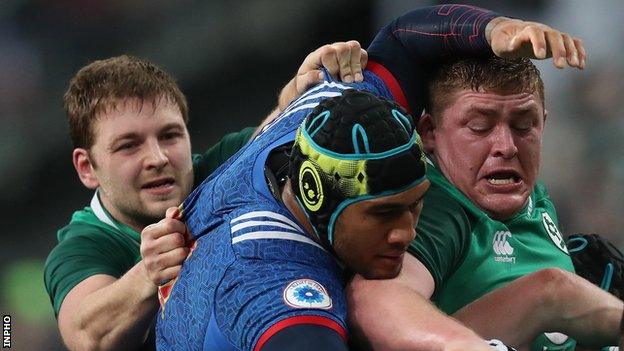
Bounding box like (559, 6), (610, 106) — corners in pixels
(410, 162), (576, 350)
(44, 127), (255, 316)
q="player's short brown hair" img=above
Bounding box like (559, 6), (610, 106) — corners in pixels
(64, 55), (188, 149)
(426, 57), (545, 119)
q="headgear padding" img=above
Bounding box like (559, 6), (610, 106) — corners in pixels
(289, 89), (427, 247)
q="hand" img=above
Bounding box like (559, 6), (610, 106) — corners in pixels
(568, 233), (624, 298)
(140, 207), (190, 286)
(277, 40), (368, 110)
(486, 17), (586, 69)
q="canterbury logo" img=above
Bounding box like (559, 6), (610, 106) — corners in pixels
(493, 231), (516, 263)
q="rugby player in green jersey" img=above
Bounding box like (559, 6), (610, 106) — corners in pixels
(44, 42), (368, 351)
(348, 20), (624, 351)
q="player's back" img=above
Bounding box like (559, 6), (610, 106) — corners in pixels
(155, 76), (378, 350)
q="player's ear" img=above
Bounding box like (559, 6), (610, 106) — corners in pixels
(417, 113), (436, 154)
(73, 148), (100, 189)
(543, 109), (548, 125)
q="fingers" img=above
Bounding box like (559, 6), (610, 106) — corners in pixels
(141, 231), (186, 265)
(280, 40), (367, 109)
(317, 41), (366, 83)
(316, 44), (341, 78)
(141, 228), (190, 286)
(158, 265), (183, 284)
(165, 206), (180, 219)
(153, 232), (186, 254)
(347, 40), (364, 82)
(359, 48), (368, 71)
(490, 18), (586, 70)
(574, 38), (586, 69)
(294, 70), (324, 96)
(140, 215), (191, 286)
(336, 42), (354, 82)
(345, 41), (366, 82)
(526, 26), (547, 59)
(145, 247), (189, 284)
(561, 33), (577, 67)
(153, 247), (189, 270)
(321, 41), (355, 82)
(142, 217), (187, 241)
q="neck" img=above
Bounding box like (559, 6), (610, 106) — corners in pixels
(97, 190), (145, 233)
(281, 179), (318, 241)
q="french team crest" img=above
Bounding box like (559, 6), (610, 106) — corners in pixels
(283, 279), (333, 310)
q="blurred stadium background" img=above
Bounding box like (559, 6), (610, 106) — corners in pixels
(0, 0), (622, 349)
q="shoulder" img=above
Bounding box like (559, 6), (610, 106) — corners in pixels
(192, 127), (256, 183)
(532, 180), (553, 205)
(419, 182), (473, 230)
(531, 180), (559, 218)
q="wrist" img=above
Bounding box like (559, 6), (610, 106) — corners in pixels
(135, 260), (159, 297)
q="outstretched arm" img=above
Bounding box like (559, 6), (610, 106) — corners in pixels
(347, 254), (495, 351)
(454, 268), (623, 350)
(57, 263), (159, 351)
(367, 4), (585, 113)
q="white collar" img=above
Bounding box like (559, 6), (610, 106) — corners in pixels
(90, 190), (121, 231)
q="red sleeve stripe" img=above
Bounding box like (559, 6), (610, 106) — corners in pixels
(253, 315), (347, 351)
(366, 60), (412, 115)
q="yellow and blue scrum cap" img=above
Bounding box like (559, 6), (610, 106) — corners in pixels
(289, 89), (427, 247)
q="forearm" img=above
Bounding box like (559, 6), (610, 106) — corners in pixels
(454, 268), (624, 350)
(547, 269), (622, 348)
(367, 4), (499, 113)
(453, 270), (558, 350)
(61, 262), (158, 351)
(347, 275), (491, 351)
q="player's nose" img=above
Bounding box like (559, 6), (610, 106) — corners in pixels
(145, 139), (169, 169)
(387, 213), (416, 247)
(491, 126), (518, 159)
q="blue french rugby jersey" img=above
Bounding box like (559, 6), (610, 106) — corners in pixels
(156, 71), (394, 351)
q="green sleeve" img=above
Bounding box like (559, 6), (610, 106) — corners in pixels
(192, 127), (256, 187)
(409, 186), (472, 292)
(44, 232), (136, 317)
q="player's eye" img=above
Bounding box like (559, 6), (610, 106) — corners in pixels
(512, 120), (533, 132)
(161, 131), (185, 143)
(371, 207), (404, 220)
(115, 142), (138, 152)
(466, 119), (493, 133)
(162, 132), (182, 140)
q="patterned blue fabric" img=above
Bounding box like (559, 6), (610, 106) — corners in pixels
(156, 72), (393, 351)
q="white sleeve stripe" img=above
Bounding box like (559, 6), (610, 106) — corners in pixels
(282, 81), (350, 114)
(285, 91), (343, 112)
(230, 211), (304, 232)
(231, 220), (299, 234)
(292, 81), (349, 100)
(280, 102), (324, 120)
(232, 231), (326, 251)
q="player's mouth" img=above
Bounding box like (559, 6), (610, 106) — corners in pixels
(142, 177), (176, 195)
(484, 170), (522, 187)
(377, 252), (404, 266)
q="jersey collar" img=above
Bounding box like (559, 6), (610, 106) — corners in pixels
(90, 190), (141, 242)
